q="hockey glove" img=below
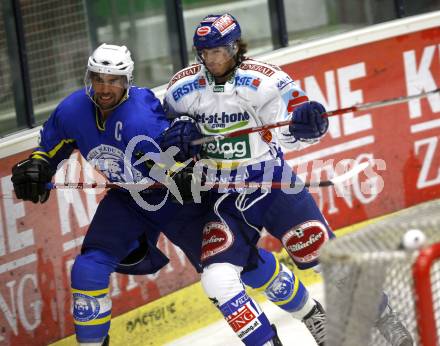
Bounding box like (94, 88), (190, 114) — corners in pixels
(11, 157), (54, 203)
(161, 116), (202, 162)
(289, 101), (329, 140)
(170, 164), (205, 203)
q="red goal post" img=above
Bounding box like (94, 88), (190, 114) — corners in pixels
(413, 242), (440, 346)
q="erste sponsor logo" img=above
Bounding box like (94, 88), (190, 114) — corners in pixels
(172, 77), (206, 101)
(235, 74), (261, 90)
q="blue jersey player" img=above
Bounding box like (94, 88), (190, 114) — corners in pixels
(10, 44), (207, 346)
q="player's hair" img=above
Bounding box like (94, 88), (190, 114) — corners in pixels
(236, 39), (248, 64)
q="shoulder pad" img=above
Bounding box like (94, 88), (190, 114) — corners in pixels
(168, 64), (202, 89)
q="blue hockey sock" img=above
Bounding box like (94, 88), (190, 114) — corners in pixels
(71, 249), (118, 344)
(242, 248), (311, 315)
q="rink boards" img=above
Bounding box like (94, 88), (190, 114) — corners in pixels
(0, 11), (439, 346)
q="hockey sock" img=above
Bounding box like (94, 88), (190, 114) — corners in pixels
(220, 291), (276, 345)
(71, 249), (118, 344)
(241, 248), (315, 319)
(202, 263), (275, 345)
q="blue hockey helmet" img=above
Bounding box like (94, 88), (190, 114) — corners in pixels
(193, 13), (241, 51)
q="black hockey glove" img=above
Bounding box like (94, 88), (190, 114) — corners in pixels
(11, 157), (54, 203)
(161, 116), (203, 162)
(170, 164), (205, 203)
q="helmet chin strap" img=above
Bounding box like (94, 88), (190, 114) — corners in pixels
(91, 91), (129, 114)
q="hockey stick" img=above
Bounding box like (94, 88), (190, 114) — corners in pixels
(1, 161), (368, 199)
(44, 161), (369, 191)
(45, 181), (164, 190)
(191, 87), (440, 145)
(204, 161), (369, 189)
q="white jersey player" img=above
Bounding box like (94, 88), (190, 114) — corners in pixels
(161, 13), (413, 346)
(165, 43), (318, 169)
(162, 13), (329, 346)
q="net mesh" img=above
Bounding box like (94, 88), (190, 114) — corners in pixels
(19, 0), (90, 122)
(320, 199), (440, 346)
(0, 1), (13, 112)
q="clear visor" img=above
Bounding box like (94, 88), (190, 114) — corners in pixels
(85, 71), (129, 92)
(197, 44), (236, 63)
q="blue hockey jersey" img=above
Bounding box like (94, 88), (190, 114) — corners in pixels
(33, 87), (169, 183)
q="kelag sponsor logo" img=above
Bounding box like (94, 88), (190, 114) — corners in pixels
(203, 135), (251, 160)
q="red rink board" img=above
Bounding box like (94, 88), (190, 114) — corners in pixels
(280, 25), (440, 228)
(0, 26), (439, 345)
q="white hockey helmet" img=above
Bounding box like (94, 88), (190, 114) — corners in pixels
(85, 43), (134, 100)
(87, 43), (134, 80)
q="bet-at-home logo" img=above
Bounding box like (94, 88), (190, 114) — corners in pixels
(203, 135), (251, 160)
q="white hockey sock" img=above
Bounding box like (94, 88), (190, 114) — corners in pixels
(289, 296), (316, 320)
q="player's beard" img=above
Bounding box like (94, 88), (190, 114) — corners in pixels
(206, 56), (236, 78)
(95, 93), (117, 110)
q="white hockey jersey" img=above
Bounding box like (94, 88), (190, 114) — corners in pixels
(165, 59), (313, 169)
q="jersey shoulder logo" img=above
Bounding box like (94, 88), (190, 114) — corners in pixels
(239, 60), (278, 77)
(168, 64), (202, 89)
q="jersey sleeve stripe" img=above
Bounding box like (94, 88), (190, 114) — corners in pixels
(43, 139), (76, 158)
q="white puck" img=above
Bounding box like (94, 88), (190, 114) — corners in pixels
(400, 229), (426, 250)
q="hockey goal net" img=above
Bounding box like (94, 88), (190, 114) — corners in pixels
(320, 199), (440, 346)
